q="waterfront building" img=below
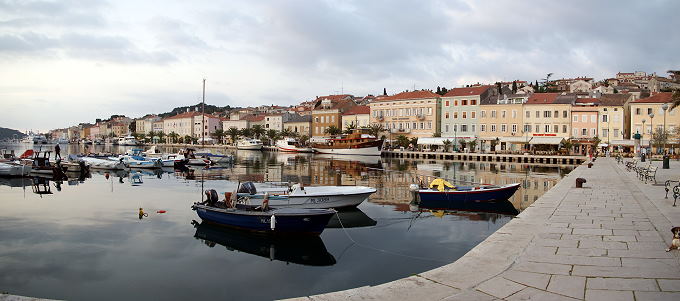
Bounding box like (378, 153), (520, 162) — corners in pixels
(569, 80), (593, 93)
(440, 86), (496, 146)
(523, 93), (575, 149)
(135, 115), (161, 135)
(283, 114), (312, 137)
(368, 90), (441, 140)
(596, 94), (633, 151)
(551, 77), (593, 92)
(264, 114), (283, 131)
(571, 98), (600, 154)
(79, 125), (91, 141)
(162, 112), (221, 139)
(629, 92), (679, 153)
(311, 95), (356, 138)
(478, 94), (529, 152)
(341, 105), (370, 131)
(222, 118), (249, 130)
(89, 124), (100, 139)
(152, 120), (163, 134)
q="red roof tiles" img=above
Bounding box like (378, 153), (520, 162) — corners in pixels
(342, 105), (370, 116)
(443, 85), (494, 97)
(379, 90), (440, 101)
(633, 92), (674, 103)
(526, 93), (561, 104)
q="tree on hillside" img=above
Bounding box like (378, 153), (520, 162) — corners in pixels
(383, 88), (387, 96)
(671, 89), (680, 109)
(128, 122), (136, 134)
(441, 87), (448, 95)
(512, 81), (517, 93)
(436, 86), (441, 95)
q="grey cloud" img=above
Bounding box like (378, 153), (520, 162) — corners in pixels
(149, 17), (209, 49)
(0, 0), (108, 28)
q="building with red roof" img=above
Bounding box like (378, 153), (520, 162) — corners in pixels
(439, 85), (496, 142)
(341, 105), (370, 130)
(629, 92), (679, 153)
(369, 90), (441, 139)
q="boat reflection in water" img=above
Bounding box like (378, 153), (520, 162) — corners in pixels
(192, 222), (336, 266)
(0, 176), (33, 188)
(413, 197), (519, 216)
(326, 208), (377, 229)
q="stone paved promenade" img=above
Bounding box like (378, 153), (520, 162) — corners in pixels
(285, 158), (680, 301)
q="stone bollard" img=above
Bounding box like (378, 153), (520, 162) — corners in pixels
(576, 178), (586, 188)
(588, 162), (593, 168)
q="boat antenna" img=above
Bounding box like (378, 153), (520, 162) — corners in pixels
(202, 78), (206, 149)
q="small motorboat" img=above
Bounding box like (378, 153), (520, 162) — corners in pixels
(192, 190), (336, 235)
(275, 138), (314, 153)
(175, 148), (212, 167)
(30, 151), (60, 176)
(416, 178), (521, 203)
(237, 138), (263, 150)
(194, 149), (234, 164)
(118, 149), (162, 168)
(236, 182), (376, 209)
(0, 162), (30, 177)
(76, 155), (127, 170)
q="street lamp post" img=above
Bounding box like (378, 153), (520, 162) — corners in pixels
(649, 112), (655, 154)
(642, 119), (646, 156)
(662, 103), (669, 153)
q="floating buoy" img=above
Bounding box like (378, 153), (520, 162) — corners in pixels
(157, 210), (166, 214)
(270, 214), (276, 230)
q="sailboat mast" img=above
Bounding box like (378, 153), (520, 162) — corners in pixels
(202, 78), (206, 148)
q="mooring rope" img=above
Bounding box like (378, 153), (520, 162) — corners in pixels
(334, 212), (448, 263)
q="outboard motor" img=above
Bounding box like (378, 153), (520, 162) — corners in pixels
(237, 182), (257, 194)
(205, 189), (219, 206)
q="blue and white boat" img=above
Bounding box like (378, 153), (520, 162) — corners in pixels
(194, 149), (234, 164)
(417, 179), (520, 203)
(236, 182), (376, 209)
(192, 196), (335, 236)
(118, 149), (162, 169)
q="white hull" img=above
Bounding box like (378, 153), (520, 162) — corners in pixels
(237, 144), (263, 150)
(312, 146), (381, 156)
(79, 157), (127, 170)
(240, 186), (376, 209)
(0, 163), (30, 176)
(277, 146), (314, 153)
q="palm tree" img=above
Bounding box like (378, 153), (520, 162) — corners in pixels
(299, 135), (309, 145)
(211, 129), (226, 144)
(147, 131), (156, 144)
(343, 122), (357, 135)
(168, 132), (179, 144)
(325, 125), (342, 136)
(365, 124), (384, 137)
(252, 125), (265, 139)
(226, 127), (240, 145)
(442, 139), (452, 152)
(184, 135), (193, 145)
(671, 90), (680, 110)
(240, 127), (253, 138)
(469, 139), (478, 153)
(395, 135), (410, 148)
(458, 139), (467, 151)
(265, 129), (279, 145)
(157, 131), (166, 144)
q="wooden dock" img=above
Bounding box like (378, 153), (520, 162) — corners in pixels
(382, 150), (587, 165)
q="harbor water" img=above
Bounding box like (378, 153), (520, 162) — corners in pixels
(0, 144), (573, 300)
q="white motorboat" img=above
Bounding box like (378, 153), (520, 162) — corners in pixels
(236, 182), (376, 209)
(275, 138), (314, 153)
(33, 135), (48, 144)
(237, 139), (263, 150)
(0, 162), (30, 177)
(119, 136), (140, 146)
(77, 156), (127, 170)
(194, 149), (234, 163)
(175, 148), (212, 166)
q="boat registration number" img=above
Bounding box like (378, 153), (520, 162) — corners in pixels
(309, 197), (330, 203)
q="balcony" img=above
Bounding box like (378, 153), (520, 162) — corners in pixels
(416, 114), (426, 120)
(391, 128), (411, 134)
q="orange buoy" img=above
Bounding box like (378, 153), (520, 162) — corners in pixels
(157, 210), (167, 214)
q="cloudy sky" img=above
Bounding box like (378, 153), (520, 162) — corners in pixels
(1, 0), (678, 132)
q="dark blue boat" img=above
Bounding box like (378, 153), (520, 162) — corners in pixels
(418, 182), (521, 203)
(191, 203), (336, 235)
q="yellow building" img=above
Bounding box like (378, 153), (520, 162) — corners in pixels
(629, 92), (679, 153)
(368, 90), (441, 140)
(523, 93), (575, 149)
(479, 102), (526, 151)
(596, 94), (633, 150)
(311, 95), (355, 137)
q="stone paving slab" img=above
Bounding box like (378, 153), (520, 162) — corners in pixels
(281, 158), (680, 301)
(0, 295), (59, 301)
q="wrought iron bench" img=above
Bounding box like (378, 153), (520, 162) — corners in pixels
(626, 158), (639, 171)
(643, 166), (658, 184)
(665, 178), (680, 206)
(635, 163), (652, 179)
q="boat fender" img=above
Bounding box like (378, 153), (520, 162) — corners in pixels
(409, 184), (420, 191)
(157, 210), (166, 214)
(270, 214), (276, 230)
(262, 192), (270, 211)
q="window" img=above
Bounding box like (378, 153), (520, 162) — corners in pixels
(635, 108), (641, 115)
(573, 128), (578, 136)
(563, 125), (567, 133)
(471, 99), (476, 105)
(544, 111), (551, 118)
(602, 129), (609, 137)
(647, 108), (652, 115)
(535, 125), (540, 132)
(471, 111), (476, 119)
(491, 124), (497, 132)
(445, 112), (450, 119)
(471, 124), (475, 132)
(427, 122), (432, 129)
(614, 129), (619, 137)
(420, 122), (424, 129)
(524, 124), (531, 132)
(454, 112), (458, 118)
(554, 125), (558, 133)
(501, 124), (507, 132)
(501, 110), (507, 118)
(481, 110), (486, 118)
(590, 115), (596, 123)
(591, 128), (596, 136)
(428, 108), (432, 115)
(602, 115), (608, 122)
(582, 128), (587, 136)
(444, 124), (449, 132)
(462, 99), (468, 105)
(462, 112), (467, 118)
(603, 108), (608, 111)
(481, 124), (486, 132)
(461, 124), (468, 132)
(545, 125), (551, 132)
(573, 115), (578, 122)
(512, 110), (517, 118)
(535, 111), (540, 118)
(563, 111), (568, 118)
(454, 100), (458, 106)
(526, 111), (530, 118)
(412, 122), (417, 129)
(512, 124), (517, 133)
(453, 124), (457, 132)
(491, 110), (497, 118)
(554, 111), (558, 118)
(582, 115), (587, 122)
(445, 100), (450, 106)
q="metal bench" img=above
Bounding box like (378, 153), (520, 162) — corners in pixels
(665, 178), (680, 206)
(643, 166), (658, 184)
(636, 163), (652, 179)
(626, 158), (639, 171)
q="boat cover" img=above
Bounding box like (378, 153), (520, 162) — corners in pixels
(429, 178), (455, 192)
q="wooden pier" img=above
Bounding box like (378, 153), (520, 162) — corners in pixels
(381, 150), (586, 165)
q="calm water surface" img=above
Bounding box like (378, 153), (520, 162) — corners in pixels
(0, 144), (573, 300)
